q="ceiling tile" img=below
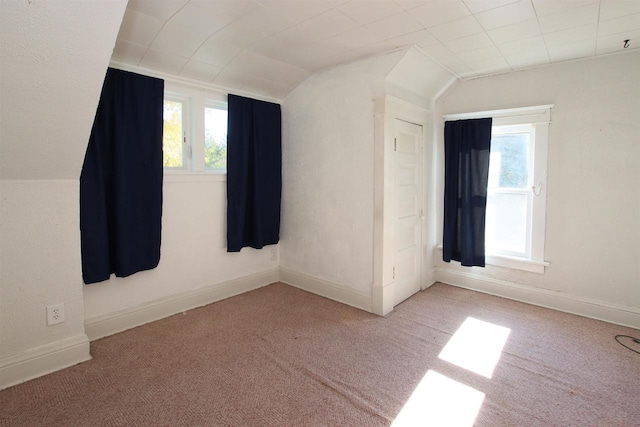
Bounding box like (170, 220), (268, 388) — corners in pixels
(396, 0), (437, 11)
(437, 54), (471, 69)
(210, 21), (268, 48)
(547, 39), (595, 61)
(420, 42), (456, 59)
(111, 40), (148, 64)
(150, 23), (209, 57)
(463, 0), (519, 14)
(338, 1), (404, 25)
(277, 10), (360, 46)
(409, 1), (471, 28)
(365, 12), (423, 40)
(117, 9), (164, 47)
(532, 0), (597, 17)
(168, 3), (233, 36)
(497, 35), (546, 55)
(241, 76), (291, 99)
(180, 59), (221, 82)
(379, 29), (440, 48)
(599, 0), (640, 21)
(262, 0), (333, 25)
(538, 3), (599, 34)
(192, 38), (242, 68)
(465, 56), (511, 74)
(139, 48), (189, 75)
(189, 0), (260, 20)
(457, 45), (502, 63)
(598, 14), (640, 38)
(504, 48), (549, 68)
(332, 27), (382, 48)
(487, 18), (541, 43)
(596, 29), (640, 54)
(543, 23), (597, 46)
(475, 0), (535, 31)
(429, 15), (483, 42)
(445, 32), (494, 53)
(233, 6), (293, 37)
(127, 0), (188, 21)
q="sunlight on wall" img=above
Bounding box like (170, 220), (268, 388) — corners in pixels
(438, 317), (511, 379)
(391, 370), (485, 426)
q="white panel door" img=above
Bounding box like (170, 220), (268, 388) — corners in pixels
(394, 119), (423, 306)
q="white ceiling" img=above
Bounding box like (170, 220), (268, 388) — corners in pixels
(112, 0), (640, 99)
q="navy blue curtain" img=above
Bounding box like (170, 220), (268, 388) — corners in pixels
(227, 94), (281, 252)
(80, 68), (164, 284)
(443, 118), (492, 267)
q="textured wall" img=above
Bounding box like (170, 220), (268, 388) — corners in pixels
(436, 52), (640, 309)
(83, 178), (278, 319)
(0, 0), (127, 180)
(0, 1), (126, 361)
(0, 181), (87, 357)
(280, 52), (403, 295)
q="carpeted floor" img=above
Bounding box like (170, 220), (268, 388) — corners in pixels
(1, 282), (638, 426)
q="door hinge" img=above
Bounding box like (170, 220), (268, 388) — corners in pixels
(393, 266), (395, 280)
(394, 138), (397, 152)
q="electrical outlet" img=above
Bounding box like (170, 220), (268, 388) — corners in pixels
(47, 303), (65, 326)
(270, 247), (278, 262)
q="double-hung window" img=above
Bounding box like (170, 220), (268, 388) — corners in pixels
(444, 105), (552, 273)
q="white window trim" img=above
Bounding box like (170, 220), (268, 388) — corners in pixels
(204, 100), (228, 174)
(163, 93), (191, 171)
(442, 104), (553, 274)
(162, 81), (230, 177)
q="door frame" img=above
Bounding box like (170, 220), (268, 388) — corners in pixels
(372, 96), (432, 315)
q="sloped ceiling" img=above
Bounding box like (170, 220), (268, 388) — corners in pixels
(112, 0), (640, 99)
(0, 1), (128, 180)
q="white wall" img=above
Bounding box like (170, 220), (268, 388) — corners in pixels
(435, 52), (640, 321)
(82, 175), (278, 320)
(0, 0), (127, 387)
(280, 52), (404, 297)
(82, 80), (279, 322)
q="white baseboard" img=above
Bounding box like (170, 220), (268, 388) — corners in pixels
(422, 266), (437, 290)
(436, 268), (640, 329)
(85, 268), (280, 341)
(0, 334), (91, 390)
(280, 268), (372, 312)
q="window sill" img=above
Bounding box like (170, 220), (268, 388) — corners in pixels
(164, 172), (226, 183)
(436, 246), (548, 274)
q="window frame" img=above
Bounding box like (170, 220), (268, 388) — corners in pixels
(204, 100), (228, 173)
(162, 87), (228, 176)
(162, 93), (190, 171)
(443, 105), (553, 274)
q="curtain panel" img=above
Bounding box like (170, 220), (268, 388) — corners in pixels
(80, 68), (164, 284)
(227, 94), (282, 252)
(443, 118), (492, 267)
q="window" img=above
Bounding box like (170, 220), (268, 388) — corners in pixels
(204, 102), (227, 171)
(486, 124), (534, 258)
(443, 105), (552, 273)
(162, 89), (227, 174)
(163, 97), (188, 169)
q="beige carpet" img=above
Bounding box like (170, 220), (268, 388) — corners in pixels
(1, 282), (638, 426)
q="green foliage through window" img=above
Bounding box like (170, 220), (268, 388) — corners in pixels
(163, 100), (183, 168)
(205, 107), (227, 170)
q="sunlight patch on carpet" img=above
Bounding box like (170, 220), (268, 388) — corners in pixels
(392, 370), (485, 426)
(439, 317), (511, 379)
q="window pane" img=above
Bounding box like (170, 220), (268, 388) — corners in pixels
(205, 107), (227, 170)
(485, 192), (528, 256)
(163, 100), (183, 168)
(488, 133), (529, 189)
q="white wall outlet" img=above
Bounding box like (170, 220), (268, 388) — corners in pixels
(270, 247), (278, 262)
(47, 303), (65, 326)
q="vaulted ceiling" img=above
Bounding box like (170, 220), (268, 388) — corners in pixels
(112, 0), (640, 99)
